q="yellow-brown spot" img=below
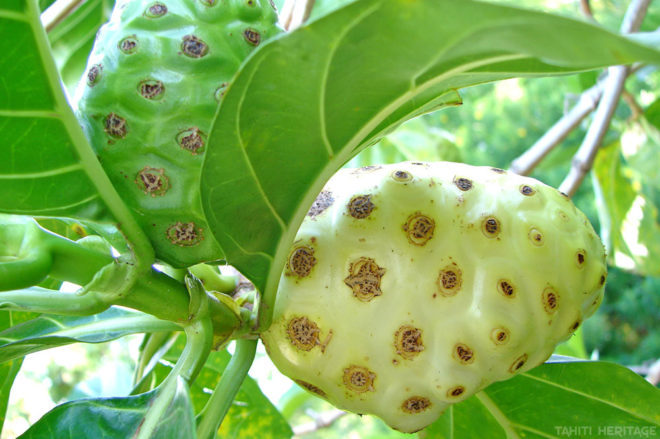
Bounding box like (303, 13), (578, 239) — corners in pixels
(520, 185), (535, 196)
(288, 246), (316, 278)
(447, 386), (465, 398)
(542, 287), (559, 314)
(348, 195), (375, 219)
(402, 397), (431, 413)
(177, 128), (205, 154)
(453, 343), (475, 364)
(287, 317), (319, 351)
(436, 264), (462, 296)
(509, 354), (528, 373)
(104, 113), (127, 139)
(394, 325), (424, 360)
(454, 177), (473, 191)
(491, 328), (510, 345)
(243, 28), (261, 46)
(529, 228), (544, 246)
(295, 380), (326, 398)
(497, 279), (515, 298)
(181, 35), (208, 58)
(135, 167), (168, 196)
(344, 257), (386, 302)
(403, 213), (435, 246)
(391, 170), (412, 182)
(343, 365), (375, 393)
(576, 249), (586, 268)
(139, 79), (164, 100)
(482, 217), (501, 238)
(166, 222), (202, 247)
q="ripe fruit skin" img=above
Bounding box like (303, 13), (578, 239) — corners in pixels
(74, 0), (280, 267)
(261, 161), (607, 433)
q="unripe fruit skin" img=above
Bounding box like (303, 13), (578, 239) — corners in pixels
(261, 161), (607, 433)
(74, 0), (280, 267)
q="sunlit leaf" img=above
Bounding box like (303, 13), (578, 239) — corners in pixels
(0, 307), (179, 363)
(423, 357), (660, 438)
(201, 0), (660, 329)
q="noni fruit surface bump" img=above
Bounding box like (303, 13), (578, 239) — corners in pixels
(261, 161), (607, 433)
(74, 0), (280, 267)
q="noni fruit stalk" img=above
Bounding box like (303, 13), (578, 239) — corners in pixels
(74, 0), (280, 267)
(261, 161), (607, 433)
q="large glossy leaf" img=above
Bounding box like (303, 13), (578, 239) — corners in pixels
(0, 0), (151, 259)
(201, 0), (660, 329)
(48, 0), (114, 95)
(0, 307), (179, 363)
(19, 377), (195, 439)
(422, 357), (660, 438)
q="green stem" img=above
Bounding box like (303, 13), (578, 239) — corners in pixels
(196, 339), (258, 439)
(0, 287), (109, 315)
(178, 317), (213, 383)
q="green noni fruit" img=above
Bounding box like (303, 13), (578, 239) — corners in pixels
(74, 0), (280, 267)
(261, 161), (607, 433)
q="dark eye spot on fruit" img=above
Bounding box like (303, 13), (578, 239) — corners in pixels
(394, 325), (424, 359)
(497, 280), (515, 298)
(344, 257), (386, 302)
(599, 273), (606, 286)
(570, 320), (581, 332)
(182, 35), (208, 58)
(295, 380), (326, 398)
(87, 64), (102, 86)
(243, 28), (261, 46)
(404, 213), (435, 246)
(437, 264), (462, 296)
(509, 354), (528, 373)
(453, 343), (474, 364)
(392, 170), (412, 182)
(402, 397), (431, 414)
(520, 185), (535, 196)
(177, 128), (205, 154)
(491, 168), (505, 174)
(481, 217), (500, 238)
(542, 287), (559, 314)
(288, 246), (316, 278)
(135, 167), (169, 196)
(119, 36), (138, 54)
(104, 113), (127, 139)
(528, 227), (544, 246)
(287, 316), (320, 351)
(576, 250), (586, 267)
(145, 2), (167, 17)
(447, 386), (465, 398)
(491, 328), (510, 345)
(166, 221), (202, 247)
(348, 195), (375, 219)
(139, 79), (165, 100)
(308, 190), (334, 218)
(454, 177), (473, 191)
(343, 365), (376, 393)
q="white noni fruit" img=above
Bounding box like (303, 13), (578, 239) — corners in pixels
(260, 161), (607, 433)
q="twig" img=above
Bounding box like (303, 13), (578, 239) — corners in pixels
(621, 89), (644, 120)
(580, 0), (594, 20)
(293, 409), (347, 436)
(279, 0), (316, 31)
(509, 82), (604, 176)
(559, 0), (651, 196)
(41, 0), (85, 32)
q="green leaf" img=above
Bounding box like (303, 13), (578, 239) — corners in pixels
(18, 377), (196, 439)
(0, 307), (179, 363)
(0, 0), (153, 264)
(0, 358), (22, 437)
(201, 0), (660, 329)
(423, 358), (660, 438)
(48, 0), (114, 94)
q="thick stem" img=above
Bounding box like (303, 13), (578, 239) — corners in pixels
(0, 287), (109, 315)
(196, 339), (258, 439)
